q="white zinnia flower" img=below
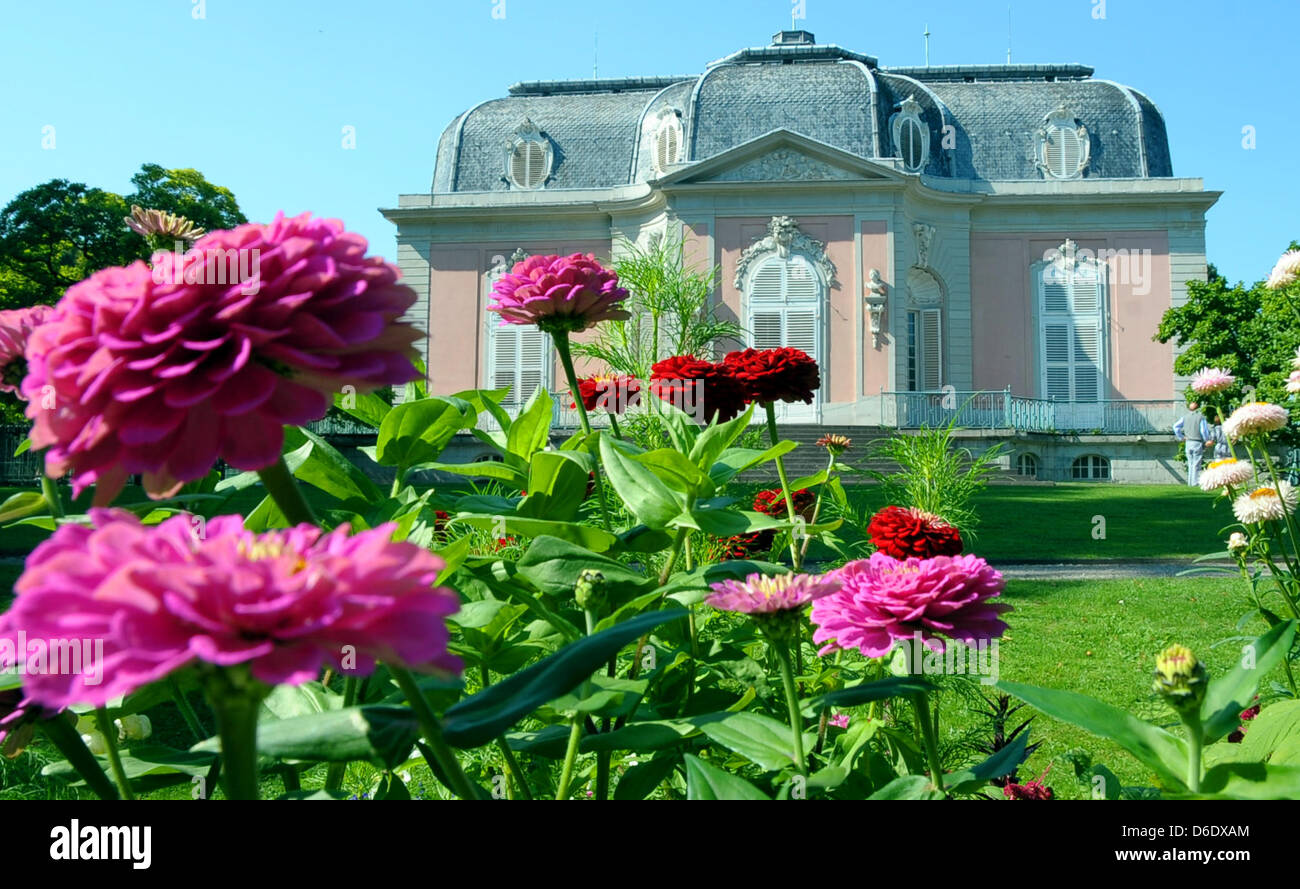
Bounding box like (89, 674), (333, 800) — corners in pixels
(1199, 458), (1254, 492)
(1223, 402), (1290, 440)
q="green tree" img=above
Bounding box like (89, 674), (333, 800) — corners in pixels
(1154, 250), (1300, 441)
(0, 164), (246, 311)
(126, 163), (245, 237)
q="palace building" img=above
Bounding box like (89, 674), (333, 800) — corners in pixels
(381, 30), (1219, 483)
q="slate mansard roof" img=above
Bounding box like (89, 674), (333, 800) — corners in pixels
(431, 32), (1173, 193)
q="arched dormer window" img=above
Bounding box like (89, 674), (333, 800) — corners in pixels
(1036, 106), (1090, 180)
(504, 119), (553, 190)
(652, 109), (683, 174)
(891, 95), (930, 174)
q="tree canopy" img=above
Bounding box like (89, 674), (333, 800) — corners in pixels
(1155, 246), (1300, 440)
(0, 164), (245, 311)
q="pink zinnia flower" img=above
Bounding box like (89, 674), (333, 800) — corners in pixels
(0, 510), (461, 710)
(1222, 401), (1290, 440)
(828, 713), (850, 729)
(22, 212), (422, 503)
(488, 253), (630, 332)
(1265, 250), (1300, 289)
(1190, 367), (1235, 394)
(811, 552), (1010, 657)
(0, 305), (54, 397)
(706, 571), (841, 615)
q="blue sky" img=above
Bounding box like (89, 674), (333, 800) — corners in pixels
(1, 0), (1295, 285)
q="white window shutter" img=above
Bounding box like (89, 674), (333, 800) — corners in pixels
(785, 310), (818, 356)
(920, 309), (942, 390)
(750, 311), (784, 349)
(489, 320), (550, 405)
(1072, 321), (1102, 402)
(1038, 259), (1106, 402)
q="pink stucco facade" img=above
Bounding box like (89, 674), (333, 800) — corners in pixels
(970, 230), (1173, 400)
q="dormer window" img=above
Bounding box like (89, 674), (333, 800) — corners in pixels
(652, 109), (683, 174)
(1037, 106), (1090, 180)
(504, 119), (552, 190)
(891, 95), (929, 174)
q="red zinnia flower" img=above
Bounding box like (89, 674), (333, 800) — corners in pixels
(867, 506), (964, 560)
(649, 355), (748, 423)
(574, 375), (641, 414)
(722, 347), (820, 405)
(753, 487), (816, 520)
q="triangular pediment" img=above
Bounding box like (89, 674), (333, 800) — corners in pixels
(655, 129), (904, 186)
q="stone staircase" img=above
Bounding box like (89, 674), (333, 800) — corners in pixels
(738, 425), (903, 483)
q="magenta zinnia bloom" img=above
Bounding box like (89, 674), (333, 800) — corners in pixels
(0, 304), (54, 397)
(0, 510), (461, 711)
(706, 571), (841, 615)
(22, 212), (422, 503)
(488, 253), (630, 332)
(1190, 367), (1235, 394)
(811, 552), (1010, 657)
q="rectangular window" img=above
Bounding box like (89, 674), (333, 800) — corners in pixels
(906, 309), (942, 391)
(1039, 260), (1105, 402)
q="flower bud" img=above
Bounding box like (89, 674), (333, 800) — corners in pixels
(1227, 532), (1248, 555)
(574, 569), (607, 613)
(81, 730), (108, 755)
(1153, 644), (1208, 713)
(117, 714), (152, 741)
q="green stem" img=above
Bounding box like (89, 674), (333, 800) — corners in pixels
(169, 675), (207, 743)
(555, 718), (583, 800)
(478, 666), (532, 799)
(800, 451), (837, 559)
(658, 527), (688, 586)
(390, 469), (407, 498)
(913, 691), (946, 793)
(1260, 445), (1300, 573)
(1184, 714), (1203, 793)
(552, 331), (591, 437)
(774, 642), (807, 776)
(764, 402), (803, 571)
(40, 474), (64, 519)
(203, 671), (267, 801)
(94, 709), (135, 801)
(391, 666), (477, 800)
(39, 715), (119, 799)
(324, 675), (359, 792)
(609, 414), (624, 441)
(257, 455), (317, 526)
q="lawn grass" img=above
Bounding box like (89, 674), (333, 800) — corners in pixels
(931, 575), (1278, 799)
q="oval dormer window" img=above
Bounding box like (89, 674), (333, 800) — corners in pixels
(1037, 106), (1090, 180)
(890, 95), (929, 174)
(504, 119), (552, 190)
(653, 110), (683, 174)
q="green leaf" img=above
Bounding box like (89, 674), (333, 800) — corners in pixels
(867, 775), (944, 800)
(333, 389), (391, 428)
(1187, 761), (1300, 799)
(707, 441), (798, 486)
(614, 755), (680, 800)
(516, 536), (654, 599)
(945, 733), (1031, 793)
(580, 712), (732, 752)
(633, 448), (715, 498)
(505, 387), (554, 459)
(452, 514), (618, 552)
(684, 753), (771, 800)
(688, 404), (755, 470)
(375, 396), (477, 470)
(788, 469), (829, 490)
(441, 609), (687, 749)
(1232, 699), (1300, 761)
(285, 427), (383, 504)
(0, 491), (47, 523)
(1200, 619), (1297, 744)
(699, 711), (804, 771)
(518, 451), (590, 522)
(193, 705), (419, 770)
(424, 459), (527, 488)
(672, 507), (784, 537)
(997, 680), (1188, 790)
(544, 676), (648, 720)
(599, 434), (683, 528)
(803, 677), (936, 715)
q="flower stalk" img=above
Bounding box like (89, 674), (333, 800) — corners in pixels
(93, 708), (135, 801)
(257, 454), (318, 526)
(764, 402), (803, 570)
(391, 665), (478, 800)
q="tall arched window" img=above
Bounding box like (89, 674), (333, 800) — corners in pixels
(747, 254), (823, 420)
(486, 254), (552, 408)
(1035, 240), (1107, 404)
